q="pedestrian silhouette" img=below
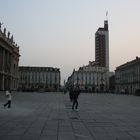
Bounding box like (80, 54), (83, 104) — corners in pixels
(4, 90), (12, 108)
(72, 84), (80, 111)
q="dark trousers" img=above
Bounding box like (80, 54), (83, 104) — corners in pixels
(72, 98), (78, 109)
(69, 93), (73, 102)
(4, 100), (11, 108)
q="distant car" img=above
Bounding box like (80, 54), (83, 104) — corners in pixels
(135, 89), (140, 96)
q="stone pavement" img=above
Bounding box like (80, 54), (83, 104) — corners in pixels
(0, 92), (140, 140)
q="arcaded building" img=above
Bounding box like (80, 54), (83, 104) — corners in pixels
(0, 24), (20, 91)
(115, 57), (140, 94)
(18, 66), (60, 92)
(66, 61), (108, 92)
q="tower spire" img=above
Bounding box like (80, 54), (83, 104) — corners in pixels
(106, 11), (108, 20)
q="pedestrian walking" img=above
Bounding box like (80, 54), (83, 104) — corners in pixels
(4, 90), (12, 108)
(72, 84), (80, 111)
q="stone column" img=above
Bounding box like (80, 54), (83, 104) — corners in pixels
(1, 75), (4, 90)
(10, 54), (13, 90)
(1, 49), (5, 90)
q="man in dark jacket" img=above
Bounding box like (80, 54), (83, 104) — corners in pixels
(69, 86), (74, 102)
(72, 85), (80, 111)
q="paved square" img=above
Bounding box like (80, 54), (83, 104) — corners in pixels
(0, 92), (140, 140)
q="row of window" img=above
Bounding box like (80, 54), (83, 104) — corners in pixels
(20, 72), (60, 84)
(116, 66), (140, 84)
(70, 72), (106, 85)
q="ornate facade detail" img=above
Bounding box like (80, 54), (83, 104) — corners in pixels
(66, 61), (108, 92)
(0, 23), (20, 90)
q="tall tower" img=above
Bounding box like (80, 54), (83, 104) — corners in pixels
(95, 20), (109, 71)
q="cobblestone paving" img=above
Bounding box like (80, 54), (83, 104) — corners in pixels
(0, 92), (140, 140)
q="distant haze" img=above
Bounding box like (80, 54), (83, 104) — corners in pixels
(0, 0), (140, 84)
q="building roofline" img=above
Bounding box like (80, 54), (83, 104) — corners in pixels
(116, 57), (140, 70)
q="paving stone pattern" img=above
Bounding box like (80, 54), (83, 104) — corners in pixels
(0, 92), (140, 140)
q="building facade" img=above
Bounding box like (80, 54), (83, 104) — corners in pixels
(115, 57), (140, 94)
(18, 66), (60, 92)
(66, 19), (110, 92)
(95, 20), (109, 71)
(66, 61), (108, 92)
(0, 24), (20, 91)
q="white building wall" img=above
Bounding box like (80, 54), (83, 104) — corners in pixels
(67, 66), (108, 92)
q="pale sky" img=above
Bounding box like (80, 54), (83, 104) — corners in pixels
(0, 0), (140, 84)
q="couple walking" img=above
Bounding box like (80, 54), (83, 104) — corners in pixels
(69, 84), (80, 111)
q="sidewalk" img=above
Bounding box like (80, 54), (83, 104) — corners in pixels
(0, 92), (140, 140)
